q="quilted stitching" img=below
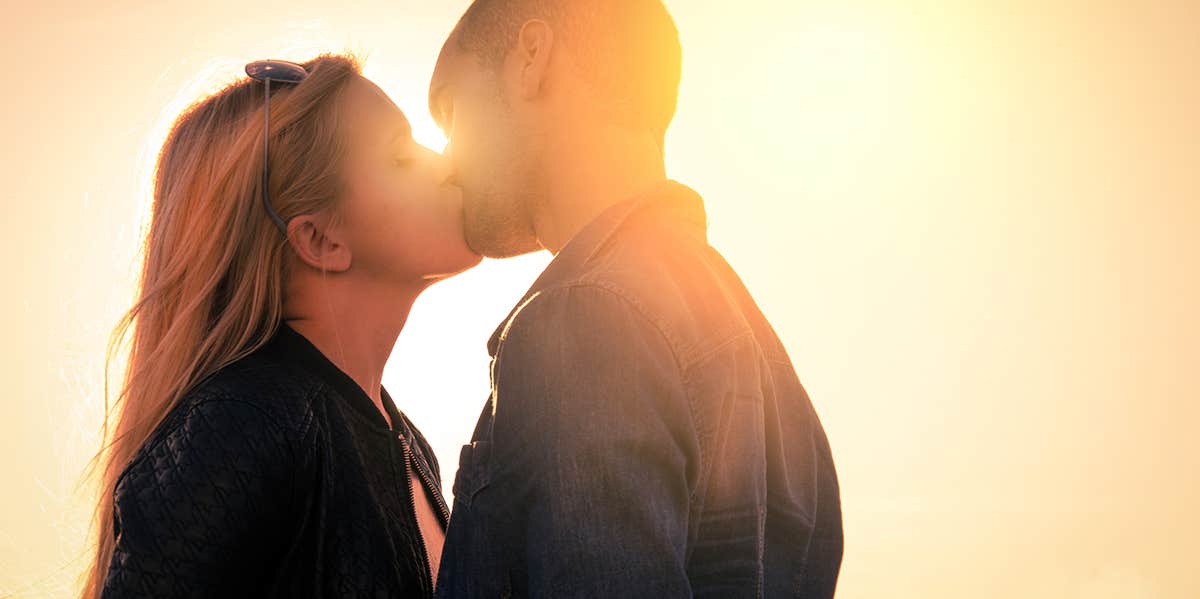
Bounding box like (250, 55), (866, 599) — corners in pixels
(101, 336), (444, 598)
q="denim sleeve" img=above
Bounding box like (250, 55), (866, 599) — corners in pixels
(487, 283), (697, 597)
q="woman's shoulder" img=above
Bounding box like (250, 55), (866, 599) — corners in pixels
(115, 352), (324, 498)
(184, 344), (330, 428)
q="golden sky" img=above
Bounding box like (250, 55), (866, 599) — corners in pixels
(2, 1), (1197, 597)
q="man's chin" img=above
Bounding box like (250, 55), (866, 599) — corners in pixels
(421, 252), (484, 283)
(465, 228), (543, 260)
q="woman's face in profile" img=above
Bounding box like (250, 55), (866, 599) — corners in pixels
(333, 75), (481, 284)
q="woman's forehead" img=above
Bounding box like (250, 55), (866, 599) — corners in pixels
(343, 76), (411, 146)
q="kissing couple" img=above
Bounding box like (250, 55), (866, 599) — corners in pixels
(86, 1), (843, 597)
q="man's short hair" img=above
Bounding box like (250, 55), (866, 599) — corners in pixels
(454, 0), (682, 145)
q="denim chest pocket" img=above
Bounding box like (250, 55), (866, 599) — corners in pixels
(451, 439), (492, 507)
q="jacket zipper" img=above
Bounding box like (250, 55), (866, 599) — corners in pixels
(410, 442), (452, 526)
(399, 433), (449, 593)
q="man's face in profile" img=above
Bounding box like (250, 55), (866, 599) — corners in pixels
(429, 41), (542, 259)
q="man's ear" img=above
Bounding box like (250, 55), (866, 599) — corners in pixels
(515, 19), (554, 100)
(286, 214), (352, 273)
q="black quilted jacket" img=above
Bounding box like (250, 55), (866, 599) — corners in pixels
(101, 323), (448, 598)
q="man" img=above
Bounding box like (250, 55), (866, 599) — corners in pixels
(430, 1), (843, 596)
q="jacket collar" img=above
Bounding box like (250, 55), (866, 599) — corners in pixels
(268, 322), (407, 435)
(486, 179), (707, 357)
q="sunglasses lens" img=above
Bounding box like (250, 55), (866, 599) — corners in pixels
(245, 60), (308, 84)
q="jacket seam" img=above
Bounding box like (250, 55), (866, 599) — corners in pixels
(681, 329), (756, 382)
(524, 281), (690, 387)
(505, 281), (710, 504)
(289, 384), (323, 516)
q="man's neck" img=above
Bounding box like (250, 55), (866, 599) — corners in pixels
(284, 278), (421, 422)
(533, 126), (667, 254)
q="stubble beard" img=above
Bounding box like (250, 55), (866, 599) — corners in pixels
(462, 188), (542, 259)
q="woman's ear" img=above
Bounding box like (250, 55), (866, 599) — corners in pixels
(286, 214), (352, 273)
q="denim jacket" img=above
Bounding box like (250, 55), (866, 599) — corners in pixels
(437, 181), (843, 598)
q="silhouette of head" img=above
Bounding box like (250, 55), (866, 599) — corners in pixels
(430, 0), (682, 257)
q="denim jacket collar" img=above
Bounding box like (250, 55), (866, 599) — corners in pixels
(486, 179), (708, 358)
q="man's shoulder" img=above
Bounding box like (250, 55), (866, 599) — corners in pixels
(517, 221), (756, 369)
(594, 221), (752, 346)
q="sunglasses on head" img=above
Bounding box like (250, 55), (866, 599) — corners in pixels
(246, 59), (309, 235)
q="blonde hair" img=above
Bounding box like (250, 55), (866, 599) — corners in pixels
(81, 53), (362, 598)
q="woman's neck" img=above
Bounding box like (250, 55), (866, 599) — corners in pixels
(283, 278), (423, 423)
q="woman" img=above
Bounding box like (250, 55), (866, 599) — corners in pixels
(82, 54), (480, 597)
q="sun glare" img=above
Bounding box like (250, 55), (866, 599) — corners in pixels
(5, 1), (1197, 597)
